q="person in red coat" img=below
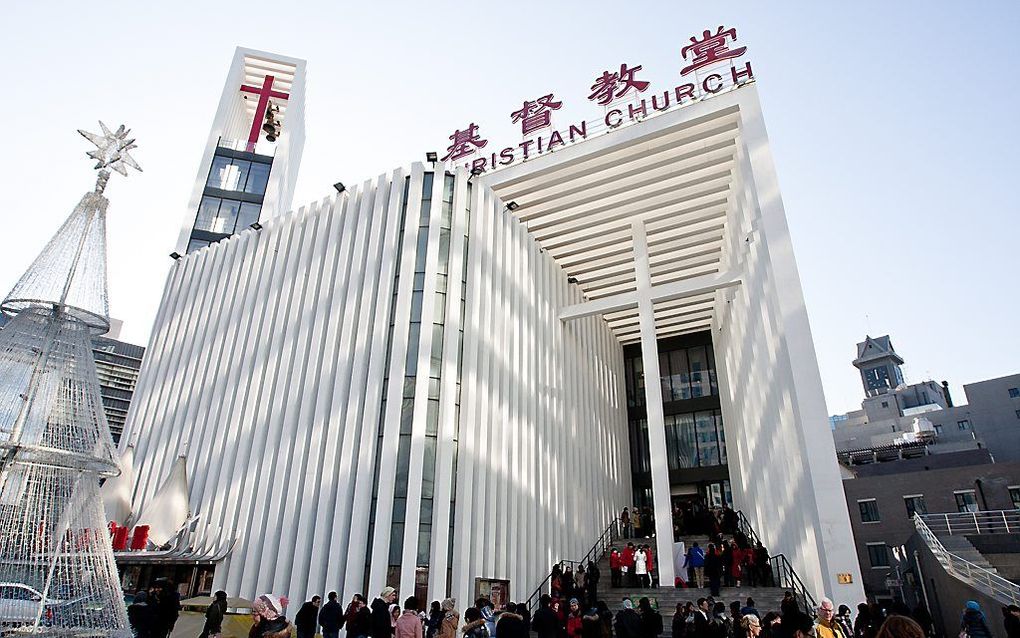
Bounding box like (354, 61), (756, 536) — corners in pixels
(731, 543), (746, 587)
(565, 599), (583, 638)
(609, 549), (622, 588)
(621, 543), (636, 588)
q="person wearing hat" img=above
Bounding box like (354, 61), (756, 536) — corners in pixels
(566, 599), (584, 638)
(961, 601), (992, 638)
(615, 600), (641, 638)
(439, 598), (460, 638)
(250, 594), (293, 638)
(372, 587), (399, 638)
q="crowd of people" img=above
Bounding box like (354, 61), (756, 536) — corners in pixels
(121, 575), (1020, 638)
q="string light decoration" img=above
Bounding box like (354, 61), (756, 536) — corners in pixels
(0, 122), (140, 636)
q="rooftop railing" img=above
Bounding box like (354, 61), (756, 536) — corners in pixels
(918, 510), (1020, 536)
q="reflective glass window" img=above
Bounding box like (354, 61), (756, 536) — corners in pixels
(238, 202), (261, 229)
(245, 162), (270, 194)
(195, 197), (221, 232)
(688, 346), (710, 398)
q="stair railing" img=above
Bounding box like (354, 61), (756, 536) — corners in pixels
(767, 553), (817, 615)
(736, 510), (816, 615)
(524, 517), (620, 614)
(914, 513), (1020, 605)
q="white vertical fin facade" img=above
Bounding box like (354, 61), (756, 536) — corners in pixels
(125, 165), (631, 607)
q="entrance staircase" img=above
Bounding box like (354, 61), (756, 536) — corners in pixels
(525, 513), (817, 634)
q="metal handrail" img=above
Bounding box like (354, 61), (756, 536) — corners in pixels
(524, 517), (620, 614)
(768, 553), (817, 615)
(736, 511), (815, 615)
(914, 514), (1020, 605)
(918, 510), (1020, 536)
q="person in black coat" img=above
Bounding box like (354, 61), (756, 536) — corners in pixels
(704, 546), (722, 597)
(151, 580), (181, 638)
(347, 596), (372, 638)
(693, 599), (712, 638)
(637, 598), (663, 638)
(497, 602), (529, 638)
(295, 596), (322, 638)
(533, 595), (561, 638)
(615, 601), (642, 638)
(1003, 606), (1020, 638)
(127, 591), (154, 638)
(201, 591), (228, 638)
(371, 588), (399, 638)
(319, 592), (344, 638)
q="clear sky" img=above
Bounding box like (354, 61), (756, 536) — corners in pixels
(3, 1), (1018, 416)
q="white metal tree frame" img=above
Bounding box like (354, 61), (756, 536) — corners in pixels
(0, 123), (139, 636)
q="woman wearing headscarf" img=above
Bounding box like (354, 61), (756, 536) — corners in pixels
(250, 594), (293, 638)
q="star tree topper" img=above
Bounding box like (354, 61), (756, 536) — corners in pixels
(78, 121), (142, 176)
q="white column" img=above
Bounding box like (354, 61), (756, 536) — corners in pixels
(631, 219), (676, 588)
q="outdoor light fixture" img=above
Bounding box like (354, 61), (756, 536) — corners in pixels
(250, 222), (263, 231)
(170, 252), (182, 260)
(333, 182), (346, 194)
(506, 201), (520, 211)
(567, 277), (579, 284)
(426, 152), (438, 163)
(470, 167), (484, 177)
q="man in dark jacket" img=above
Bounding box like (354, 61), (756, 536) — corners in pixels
(371, 587), (399, 638)
(692, 599), (712, 638)
(295, 596), (322, 638)
(532, 595), (560, 638)
(319, 592), (344, 638)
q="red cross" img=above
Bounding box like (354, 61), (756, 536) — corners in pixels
(240, 75), (290, 152)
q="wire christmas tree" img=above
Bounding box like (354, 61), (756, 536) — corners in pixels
(0, 123), (140, 636)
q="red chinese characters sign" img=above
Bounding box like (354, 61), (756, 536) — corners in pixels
(510, 94), (563, 136)
(441, 123), (488, 162)
(440, 25), (752, 174)
(681, 26), (747, 75)
(588, 64), (649, 105)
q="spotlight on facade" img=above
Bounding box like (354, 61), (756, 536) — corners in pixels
(470, 167), (484, 177)
(250, 222), (263, 231)
(426, 152), (438, 164)
(567, 276), (579, 284)
(506, 201), (520, 211)
(333, 182), (346, 194)
(169, 252), (182, 260)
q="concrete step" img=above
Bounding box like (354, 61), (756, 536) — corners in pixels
(940, 535), (1002, 573)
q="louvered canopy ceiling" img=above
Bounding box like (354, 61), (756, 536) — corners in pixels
(485, 103), (741, 344)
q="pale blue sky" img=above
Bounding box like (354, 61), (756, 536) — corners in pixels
(3, 1), (1017, 415)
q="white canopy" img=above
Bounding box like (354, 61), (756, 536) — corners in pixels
(134, 455), (191, 547)
(100, 445), (135, 525)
